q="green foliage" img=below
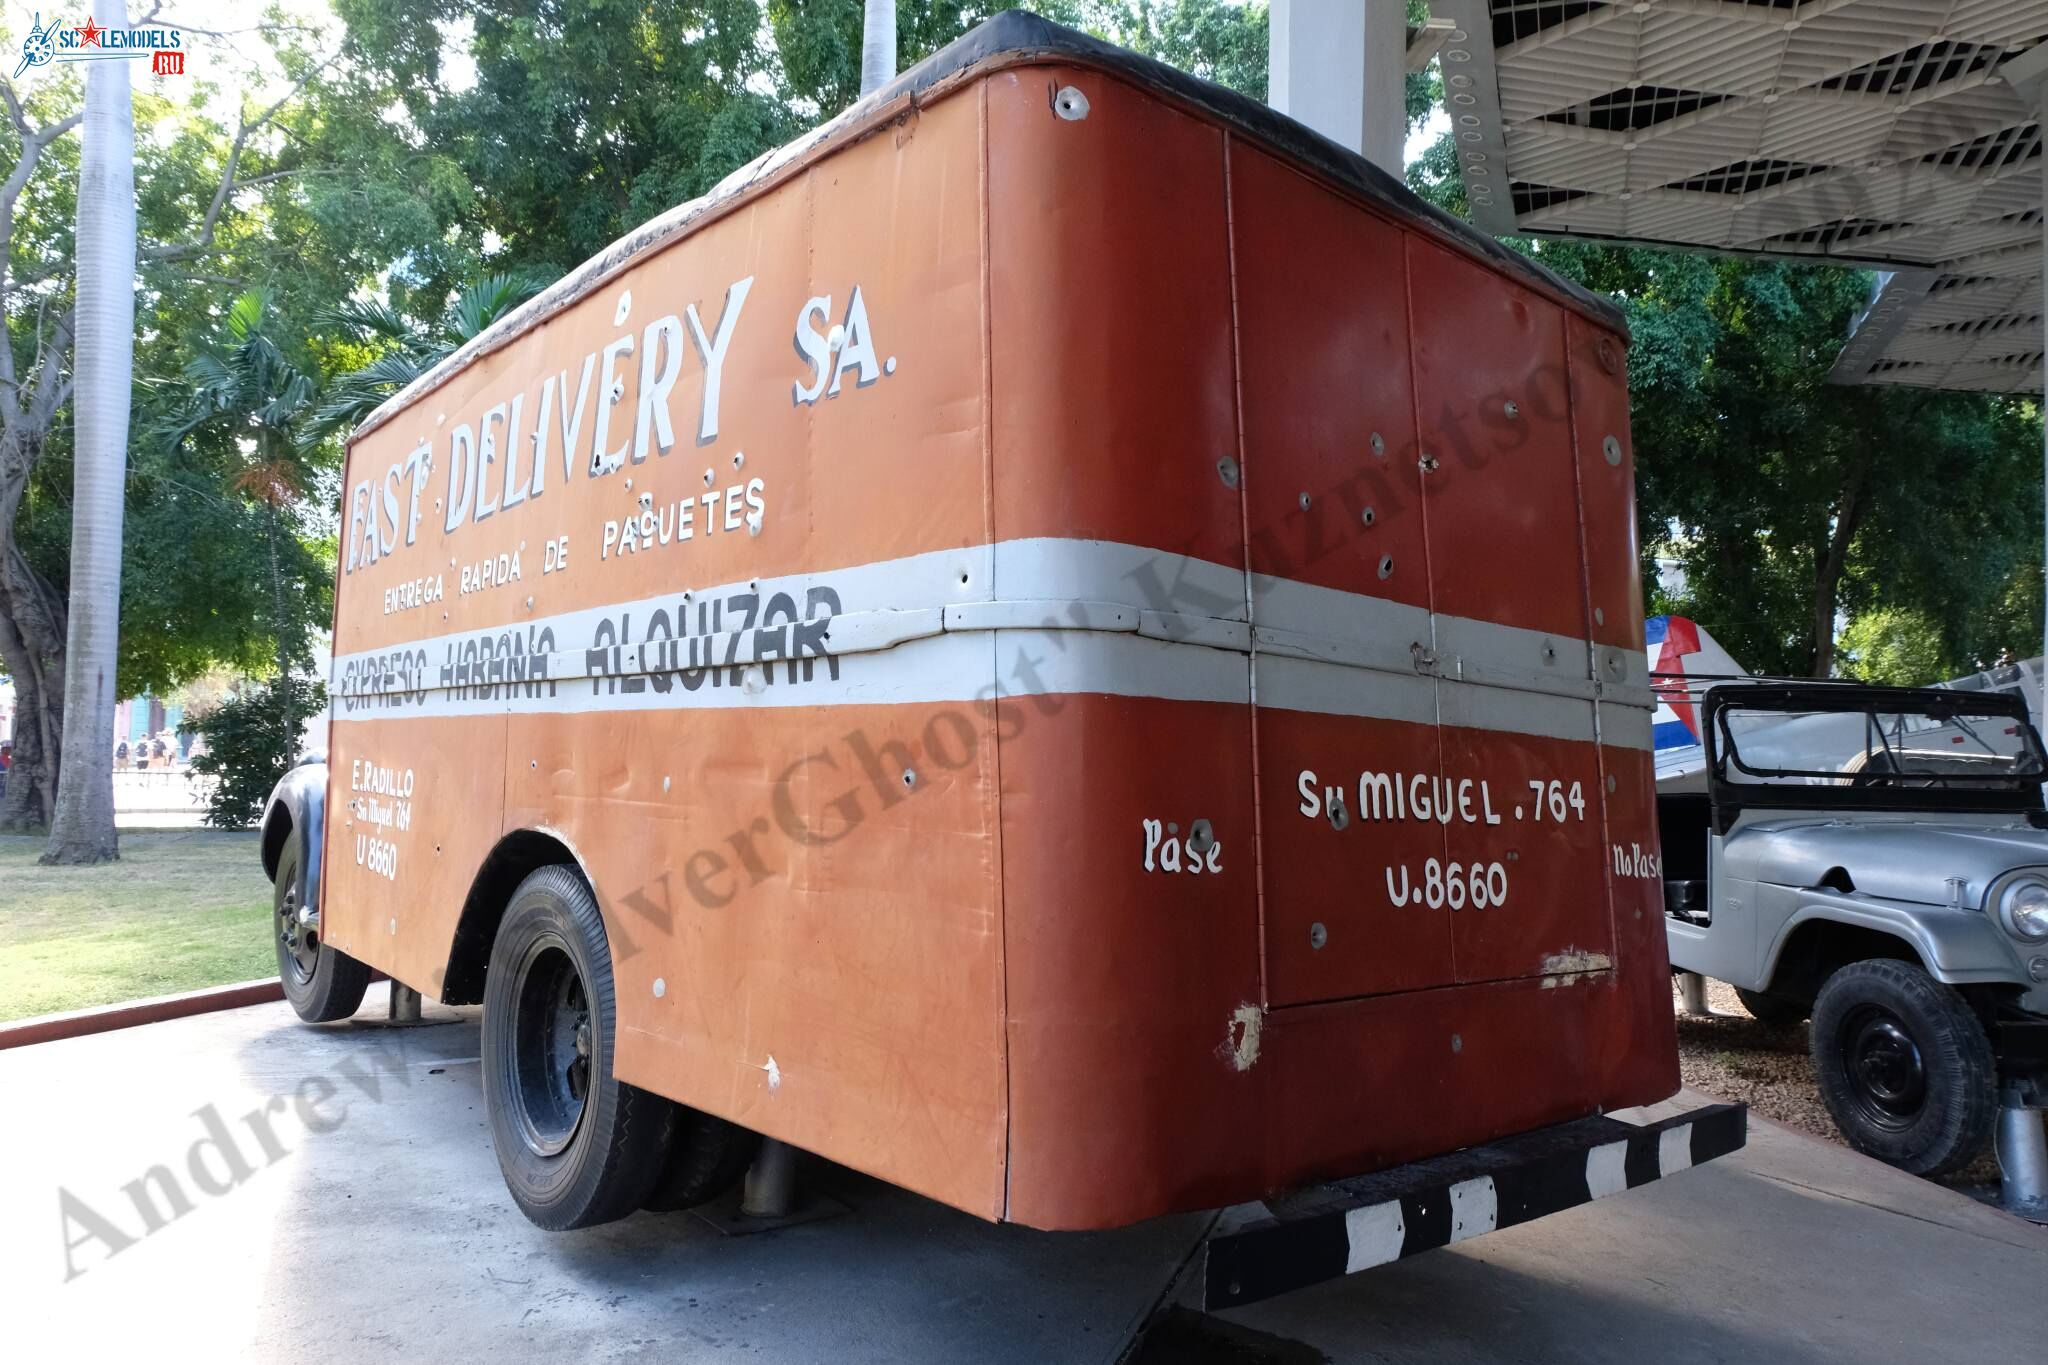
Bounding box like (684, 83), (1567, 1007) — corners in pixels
(1837, 608), (1951, 687)
(183, 675), (328, 831)
(308, 272), (548, 444)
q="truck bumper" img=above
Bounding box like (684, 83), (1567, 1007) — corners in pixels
(1202, 1101), (1746, 1309)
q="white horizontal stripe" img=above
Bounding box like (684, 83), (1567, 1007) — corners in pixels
(1343, 1200), (1407, 1273)
(328, 537), (1653, 747)
(1252, 571), (1430, 677)
(1441, 679), (1598, 746)
(1255, 655), (1437, 726)
(1599, 702), (1654, 753)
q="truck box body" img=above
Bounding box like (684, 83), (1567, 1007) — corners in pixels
(323, 16), (1678, 1231)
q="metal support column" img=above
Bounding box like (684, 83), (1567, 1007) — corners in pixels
(1995, 1086), (2048, 1223)
(741, 1138), (797, 1219)
(2006, 44), (2048, 737)
(389, 981), (421, 1024)
(1269, 0), (1408, 176)
(861, 0), (896, 97)
(1676, 971), (1711, 1017)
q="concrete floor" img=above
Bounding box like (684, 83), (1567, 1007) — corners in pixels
(2, 994), (2042, 1363)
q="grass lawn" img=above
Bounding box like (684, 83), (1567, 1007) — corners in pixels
(0, 830), (276, 1022)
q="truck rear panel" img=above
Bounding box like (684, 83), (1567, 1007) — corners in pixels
(322, 16), (1678, 1231)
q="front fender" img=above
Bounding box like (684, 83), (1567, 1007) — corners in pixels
(1762, 888), (2023, 988)
(260, 757), (327, 917)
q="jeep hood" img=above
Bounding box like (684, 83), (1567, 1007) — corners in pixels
(1721, 818), (2048, 906)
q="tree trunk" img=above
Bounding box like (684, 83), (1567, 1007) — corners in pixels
(42, 0), (135, 865)
(0, 543), (66, 830)
(1811, 453), (1874, 679)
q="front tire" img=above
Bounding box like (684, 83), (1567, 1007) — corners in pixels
(274, 837), (370, 1023)
(483, 865), (671, 1229)
(1810, 960), (1996, 1177)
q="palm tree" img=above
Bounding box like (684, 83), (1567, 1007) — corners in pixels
(43, 0), (134, 865)
(305, 274), (547, 446)
(163, 289), (319, 680)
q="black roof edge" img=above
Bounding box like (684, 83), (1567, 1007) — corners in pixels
(880, 11), (1628, 336)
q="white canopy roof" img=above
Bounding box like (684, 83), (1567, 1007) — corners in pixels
(1432, 0), (2048, 393)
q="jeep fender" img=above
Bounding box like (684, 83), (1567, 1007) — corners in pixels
(1762, 888), (2023, 990)
(260, 758), (327, 918)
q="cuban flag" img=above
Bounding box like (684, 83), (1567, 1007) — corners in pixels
(1646, 615), (1747, 788)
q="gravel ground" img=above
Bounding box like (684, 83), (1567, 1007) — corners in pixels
(1672, 977), (2003, 1190)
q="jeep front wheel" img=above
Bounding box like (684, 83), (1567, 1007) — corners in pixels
(1810, 960), (1995, 1177)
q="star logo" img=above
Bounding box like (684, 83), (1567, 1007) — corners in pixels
(75, 17), (101, 48)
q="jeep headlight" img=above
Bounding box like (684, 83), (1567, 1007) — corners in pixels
(1998, 876), (2048, 943)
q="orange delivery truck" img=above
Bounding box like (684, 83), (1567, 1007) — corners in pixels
(260, 14), (1743, 1308)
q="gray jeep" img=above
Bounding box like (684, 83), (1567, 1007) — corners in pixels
(1661, 682), (2048, 1176)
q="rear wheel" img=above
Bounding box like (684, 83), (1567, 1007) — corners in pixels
(1735, 987), (1806, 1030)
(1810, 960), (1995, 1177)
(483, 865), (671, 1229)
(274, 837), (370, 1023)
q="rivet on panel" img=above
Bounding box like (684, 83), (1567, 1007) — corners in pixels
(1594, 607), (1606, 626)
(1309, 922), (1329, 950)
(1369, 432), (1386, 457)
(902, 768), (918, 789)
(1216, 456), (1240, 489)
(613, 291), (632, 326)
(703, 468), (715, 487)
(1298, 492), (1311, 510)
(1503, 400), (1520, 419)
(1606, 775), (1619, 793)
(1378, 555), (1395, 580)
(389, 918), (397, 936)
(1419, 453), (1440, 473)
(1053, 86), (1090, 120)
(1451, 1033), (1463, 1053)
(1603, 435), (1623, 466)
(733, 451), (745, 469)
(663, 775), (672, 793)
(653, 978), (667, 999)
(1362, 507), (1376, 527)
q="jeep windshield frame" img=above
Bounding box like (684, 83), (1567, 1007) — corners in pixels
(1702, 683), (2047, 831)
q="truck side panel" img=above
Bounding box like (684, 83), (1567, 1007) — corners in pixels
(324, 88), (1015, 1218)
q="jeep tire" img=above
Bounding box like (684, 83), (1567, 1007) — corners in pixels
(1810, 959), (1996, 1177)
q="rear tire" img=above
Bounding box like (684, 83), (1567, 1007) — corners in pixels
(483, 865), (671, 1229)
(1735, 987), (1806, 1030)
(274, 837), (371, 1023)
(1810, 960), (1996, 1177)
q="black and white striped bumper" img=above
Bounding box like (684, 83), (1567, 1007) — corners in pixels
(1203, 1102), (1747, 1310)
